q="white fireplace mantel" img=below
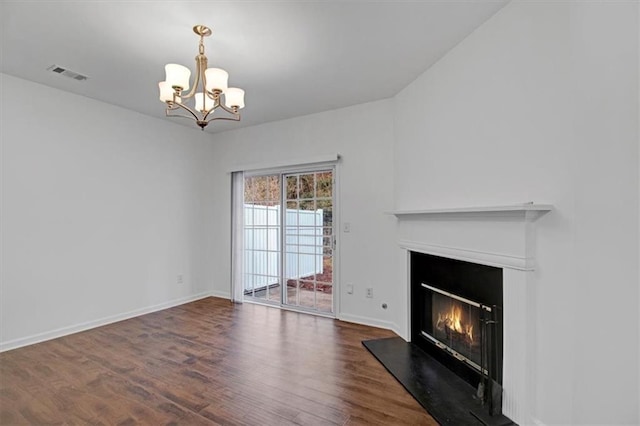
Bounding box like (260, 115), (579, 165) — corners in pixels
(389, 203), (553, 220)
(391, 203), (553, 271)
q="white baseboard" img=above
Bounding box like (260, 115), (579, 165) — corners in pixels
(390, 324), (407, 341)
(338, 313), (400, 336)
(210, 290), (231, 299)
(0, 291), (213, 353)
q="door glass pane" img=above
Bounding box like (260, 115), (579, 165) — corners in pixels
(243, 175), (281, 304)
(286, 176), (298, 200)
(316, 172), (332, 198)
(283, 170), (334, 313)
(300, 200), (315, 211)
(300, 174), (315, 199)
(267, 175), (280, 203)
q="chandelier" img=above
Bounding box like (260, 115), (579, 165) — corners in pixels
(158, 25), (245, 130)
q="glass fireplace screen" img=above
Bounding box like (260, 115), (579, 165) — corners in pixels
(421, 283), (485, 371)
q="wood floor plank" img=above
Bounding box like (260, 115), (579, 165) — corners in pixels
(0, 297), (437, 425)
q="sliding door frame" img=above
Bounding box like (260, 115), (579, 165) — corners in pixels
(242, 162), (340, 318)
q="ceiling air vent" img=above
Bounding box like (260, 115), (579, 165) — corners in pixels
(47, 64), (88, 81)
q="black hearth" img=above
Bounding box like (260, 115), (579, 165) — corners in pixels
(363, 251), (513, 425)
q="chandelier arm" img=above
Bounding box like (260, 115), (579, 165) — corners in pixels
(203, 104), (240, 122)
(200, 95), (222, 121)
(166, 111), (204, 122)
(216, 101), (241, 117)
(205, 116), (242, 123)
(201, 108), (213, 122)
(165, 102), (201, 122)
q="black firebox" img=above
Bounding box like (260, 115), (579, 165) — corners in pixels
(411, 252), (504, 402)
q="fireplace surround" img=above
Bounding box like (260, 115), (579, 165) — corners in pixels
(393, 203), (552, 425)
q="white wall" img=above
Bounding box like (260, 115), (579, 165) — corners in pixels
(203, 99), (400, 331)
(393, 1), (639, 425)
(1, 73), (212, 350)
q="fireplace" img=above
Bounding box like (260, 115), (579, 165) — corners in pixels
(388, 203), (551, 425)
(411, 251), (504, 415)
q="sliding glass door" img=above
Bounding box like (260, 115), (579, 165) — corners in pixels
(243, 174), (282, 304)
(242, 168), (335, 315)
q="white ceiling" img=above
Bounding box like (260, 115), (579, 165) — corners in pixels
(1, 1), (507, 133)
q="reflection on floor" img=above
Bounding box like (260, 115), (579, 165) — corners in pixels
(250, 284), (333, 313)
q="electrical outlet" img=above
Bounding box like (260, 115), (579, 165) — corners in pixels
(347, 284), (354, 294)
(343, 222), (351, 233)
(366, 288), (373, 298)
(177, 274), (184, 284)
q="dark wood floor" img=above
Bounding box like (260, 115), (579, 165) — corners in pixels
(0, 297), (437, 425)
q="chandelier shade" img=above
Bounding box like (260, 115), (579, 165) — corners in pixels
(205, 68), (229, 92)
(158, 81), (174, 102)
(158, 25), (245, 130)
(164, 64), (191, 91)
(195, 92), (215, 112)
(225, 88), (245, 109)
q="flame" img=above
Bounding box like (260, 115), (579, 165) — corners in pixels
(436, 304), (474, 343)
